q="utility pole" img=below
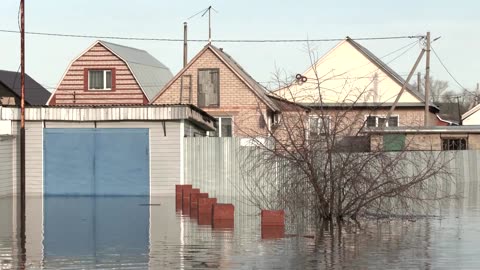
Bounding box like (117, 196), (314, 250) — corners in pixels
(424, 32), (431, 126)
(417, 72), (421, 93)
(456, 96), (463, 125)
(19, 0), (27, 268)
(183, 22), (188, 68)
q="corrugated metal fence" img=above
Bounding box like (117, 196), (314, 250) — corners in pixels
(0, 136), (13, 197)
(184, 138), (480, 214)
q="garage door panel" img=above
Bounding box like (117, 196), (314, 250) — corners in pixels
(44, 129), (95, 196)
(94, 129), (149, 196)
(44, 128), (149, 196)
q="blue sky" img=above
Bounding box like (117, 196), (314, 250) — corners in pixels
(1, 0), (479, 93)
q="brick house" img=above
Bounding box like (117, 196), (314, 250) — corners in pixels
(152, 43), (283, 137)
(48, 40), (173, 105)
(364, 126), (480, 151)
(0, 69), (51, 105)
(273, 37), (440, 135)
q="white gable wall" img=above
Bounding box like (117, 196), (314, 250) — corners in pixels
(463, 110), (480, 125)
(276, 41), (422, 104)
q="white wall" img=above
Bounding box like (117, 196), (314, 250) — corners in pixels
(10, 120), (185, 196)
(463, 111), (480, 125)
(275, 40), (422, 104)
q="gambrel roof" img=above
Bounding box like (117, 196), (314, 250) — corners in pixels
(99, 41), (173, 101)
(49, 40), (173, 103)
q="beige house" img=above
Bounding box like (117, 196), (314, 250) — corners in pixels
(462, 104), (480, 125)
(273, 37), (439, 131)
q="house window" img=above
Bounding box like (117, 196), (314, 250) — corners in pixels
(198, 69), (219, 107)
(309, 115), (330, 137)
(88, 70), (112, 90)
(366, 115), (399, 127)
(209, 117), (233, 137)
(442, 138), (467, 150)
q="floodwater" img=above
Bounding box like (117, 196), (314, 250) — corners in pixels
(0, 196), (480, 269)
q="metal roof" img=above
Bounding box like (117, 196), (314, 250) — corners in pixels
(0, 104), (216, 131)
(0, 69), (51, 105)
(99, 41), (173, 101)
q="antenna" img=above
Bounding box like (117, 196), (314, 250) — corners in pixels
(201, 6), (217, 43)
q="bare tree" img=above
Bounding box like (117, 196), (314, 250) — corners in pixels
(238, 51), (456, 226)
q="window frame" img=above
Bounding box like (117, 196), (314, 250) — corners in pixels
(208, 116), (233, 137)
(308, 115), (331, 137)
(365, 115), (400, 127)
(441, 137), (468, 151)
(85, 68), (115, 91)
(197, 68), (220, 108)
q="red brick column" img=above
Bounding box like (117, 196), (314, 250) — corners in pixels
(212, 204), (234, 229)
(191, 193), (208, 218)
(181, 186), (194, 214)
(175, 184), (191, 210)
(261, 210), (285, 239)
(198, 198), (217, 225)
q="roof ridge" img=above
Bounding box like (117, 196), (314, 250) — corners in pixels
(345, 38), (428, 103)
(208, 45), (279, 111)
(99, 40), (148, 53)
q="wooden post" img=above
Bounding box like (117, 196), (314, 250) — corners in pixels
(183, 22), (188, 68)
(385, 48), (425, 126)
(19, 1), (27, 268)
(417, 72), (421, 93)
(208, 6), (211, 43)
(424, 32), (431, 126)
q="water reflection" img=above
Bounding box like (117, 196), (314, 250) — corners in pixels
(0, 195), (480, 269)
(43, 196), (149, 269)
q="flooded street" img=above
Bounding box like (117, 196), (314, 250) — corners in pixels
(0, 196), (479, 269)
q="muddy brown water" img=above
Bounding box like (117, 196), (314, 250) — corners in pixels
(0, 195), (479, 269)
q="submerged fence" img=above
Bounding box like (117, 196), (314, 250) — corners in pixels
(184, 137), (480, 215)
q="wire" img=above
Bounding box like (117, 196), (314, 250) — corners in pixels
(0, 29), (424, 43)
(186, 7), (210, 20)
(431, 45), (476, 96)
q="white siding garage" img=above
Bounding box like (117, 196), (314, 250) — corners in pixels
(0, 105), (215, 196)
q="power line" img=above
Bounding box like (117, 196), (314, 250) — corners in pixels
(0, 29), (424, 43)
(431, 45), (476, 96)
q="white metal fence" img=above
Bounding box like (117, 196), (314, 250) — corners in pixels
(184, 138), (480, 214)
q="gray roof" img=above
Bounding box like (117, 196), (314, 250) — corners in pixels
(209, 45), (280, 111)
(346, 37), (436, 108)
(0, 69), (51, 105)
(99, 41), (173, 101)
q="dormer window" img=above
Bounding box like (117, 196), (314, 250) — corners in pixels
(88, 70), (112, 90)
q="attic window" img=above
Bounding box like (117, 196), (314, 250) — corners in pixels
(198, 69), (219, 107)
(88, 70), (112, 90)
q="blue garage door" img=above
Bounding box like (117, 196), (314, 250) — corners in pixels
(44, 128), (150, 196)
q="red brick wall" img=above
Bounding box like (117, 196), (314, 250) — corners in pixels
(50, 43), (147, 105)
(154, 48), (270, 137)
